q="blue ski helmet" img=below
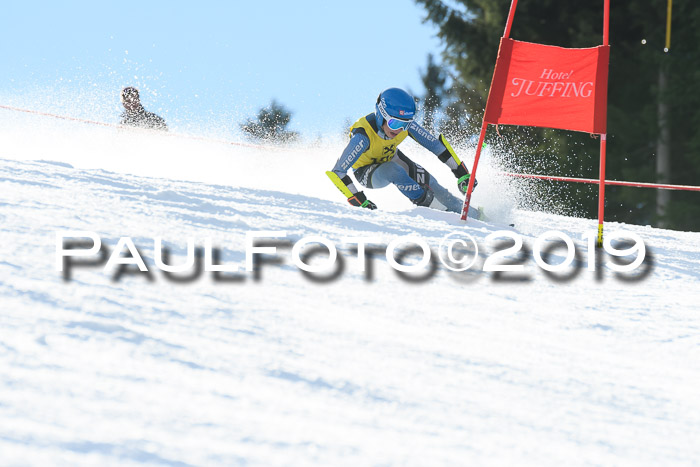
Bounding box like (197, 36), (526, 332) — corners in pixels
(375, 88), (416, 131)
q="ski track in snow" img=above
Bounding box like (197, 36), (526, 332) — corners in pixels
(1, 120), (700, 466)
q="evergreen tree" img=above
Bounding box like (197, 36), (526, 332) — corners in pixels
(419, 53), (447, 132)
(241, 100), (299, 143)
(416, 0), (700, 230)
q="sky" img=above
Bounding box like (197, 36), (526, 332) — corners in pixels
(0, 1), (446, 140)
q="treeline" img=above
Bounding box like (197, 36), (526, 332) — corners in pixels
(415, 0), (700, 231)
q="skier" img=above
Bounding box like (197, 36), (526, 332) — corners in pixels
(119, 87), (168, 131)
(326, 87), (479, 216)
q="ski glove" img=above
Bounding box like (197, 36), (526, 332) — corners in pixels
(453, 162), (477, 193)
(348, 191), (377, 210)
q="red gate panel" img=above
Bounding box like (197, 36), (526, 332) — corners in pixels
(484, 38), (610, 134)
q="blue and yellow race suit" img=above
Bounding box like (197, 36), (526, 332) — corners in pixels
(327, 113), (471, 212)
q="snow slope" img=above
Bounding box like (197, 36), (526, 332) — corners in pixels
(1, 118), (700, 466)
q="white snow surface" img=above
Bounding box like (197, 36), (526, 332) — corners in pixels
(1, 116), (700, 466)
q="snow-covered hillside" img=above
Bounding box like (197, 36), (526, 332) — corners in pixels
(1, 118), (700, 466)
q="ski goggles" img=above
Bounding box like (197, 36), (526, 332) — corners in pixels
(378, 102), (413, 131)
